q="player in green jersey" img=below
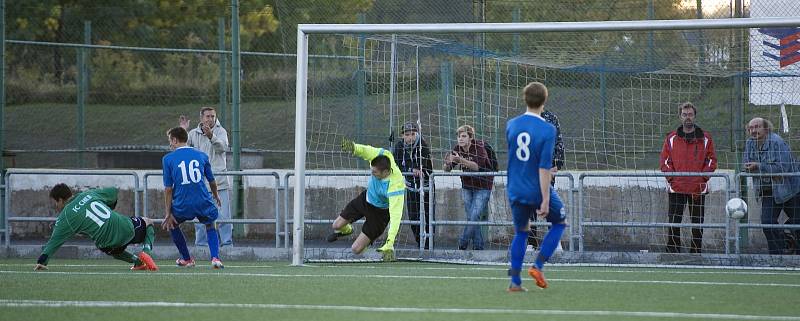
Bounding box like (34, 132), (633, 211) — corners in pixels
(33, 183), (159, 271)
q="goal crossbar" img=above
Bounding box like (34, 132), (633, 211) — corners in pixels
(298, 17), (800, 34)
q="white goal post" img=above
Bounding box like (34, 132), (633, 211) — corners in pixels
(293, 17), (800, 266)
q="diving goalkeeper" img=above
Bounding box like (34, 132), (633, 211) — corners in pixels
(327, 139), (405, 261)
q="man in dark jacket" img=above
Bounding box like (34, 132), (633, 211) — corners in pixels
(393, 121), (434, 249)
(529, 109), (565, 249)
(659, 102), (717, 253)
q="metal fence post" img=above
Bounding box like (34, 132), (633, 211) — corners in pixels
(577, 173), (585, 252)
(734, 172), (746, 255)
(723, 174), (731, 254)
(428, 173), (437, 251)
(0, 182), (4, 246)
(418, 174), (425, 251)
(3, 171), (9, 247)
(142, 172), (152, 218)
(77, 21), (91, 168)
(561, 173), (577, 252)
(283, 172), (291, 249)
(133, 171), (140, 218)
(274, 173), (282, 248)
(0, 0), (5, 246)
(218, 17), (228, 127)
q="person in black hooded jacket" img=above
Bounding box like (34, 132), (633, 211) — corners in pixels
(393, 121), (434, 249)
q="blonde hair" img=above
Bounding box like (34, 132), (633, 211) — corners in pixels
(456, 124), (475, 138)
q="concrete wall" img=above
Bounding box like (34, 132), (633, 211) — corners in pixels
(4, 169), (776, 253)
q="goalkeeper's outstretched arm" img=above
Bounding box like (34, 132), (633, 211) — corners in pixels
(382, 192), (404, 248)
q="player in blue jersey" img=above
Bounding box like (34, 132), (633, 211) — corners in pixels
(162, 126), (224, 269)
(505, 82), (566, 292)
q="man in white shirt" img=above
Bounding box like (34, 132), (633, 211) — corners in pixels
(179, 107), (233, 247)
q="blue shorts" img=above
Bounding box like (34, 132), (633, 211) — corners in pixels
(511, 189), (566, 230)
(174, 205), (219, 225)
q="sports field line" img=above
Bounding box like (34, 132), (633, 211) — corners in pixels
(0, 263), (278, 269)
(3, 270), (798, 288)
(0, 299), (797, 320)
(413, 260), (800, 271)
(312, 265), (800, 276)
(2, 263), (797, 276)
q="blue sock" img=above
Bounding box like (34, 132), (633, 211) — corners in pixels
(535, 223), (565, 270)
(170, 228), (191, 260)
(509, 230), (528, 286)
(206, 227), (220, 260)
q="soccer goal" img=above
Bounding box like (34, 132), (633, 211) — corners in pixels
(292, 17), (800, 265)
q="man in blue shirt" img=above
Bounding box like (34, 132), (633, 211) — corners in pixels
(505, 82), (566, 292)
(162, 126), (224, 269)
(743, 117), (800, 254)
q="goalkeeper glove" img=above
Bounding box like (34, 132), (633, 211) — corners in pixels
(377, 243), (395, 262)
(341, 138), (355, 153)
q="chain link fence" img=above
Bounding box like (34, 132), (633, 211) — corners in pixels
(5, 0), (782, 169)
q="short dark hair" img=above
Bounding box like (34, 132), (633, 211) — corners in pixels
(679, 102), (697, 115)
(200, 107), (215, 116)
(167, 126), (188, 143)
(524, 82), (548, 108)
(370, 155), (392, 172)
(50, 183), (72, 201)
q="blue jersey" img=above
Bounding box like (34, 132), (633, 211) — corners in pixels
(162, 146), (219, 221)
(506, 112), (556, 205)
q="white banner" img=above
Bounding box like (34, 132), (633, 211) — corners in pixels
(749, 0), (800, 105)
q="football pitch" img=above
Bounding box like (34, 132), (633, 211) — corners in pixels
(0, 259), (798, 321)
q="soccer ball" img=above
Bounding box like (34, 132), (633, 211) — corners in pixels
(725, 198), (747, 219)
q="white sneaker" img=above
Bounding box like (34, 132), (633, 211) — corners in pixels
(554, 242), (564, 253)
(175, 258), (196, 268)
(211, 258), (224, 269)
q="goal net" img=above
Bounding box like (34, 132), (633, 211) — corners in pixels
(293, 18), (800, 264)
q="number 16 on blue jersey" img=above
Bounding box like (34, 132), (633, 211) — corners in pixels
(162, 146), (218, 219)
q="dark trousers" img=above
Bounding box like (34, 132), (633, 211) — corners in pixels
(528, 178), (557, 248)
(407, 188), (433, 249)
(528, 222), (540, 248)
(761, 194), (800, 255)
(667, 193), (705, 253)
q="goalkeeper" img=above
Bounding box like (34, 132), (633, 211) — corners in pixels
(327, 139), (405, 261)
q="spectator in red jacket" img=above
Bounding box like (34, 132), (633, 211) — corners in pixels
(659, 102), (717, 253)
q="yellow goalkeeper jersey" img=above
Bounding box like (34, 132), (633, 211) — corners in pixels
(352, 143), (405, 247)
